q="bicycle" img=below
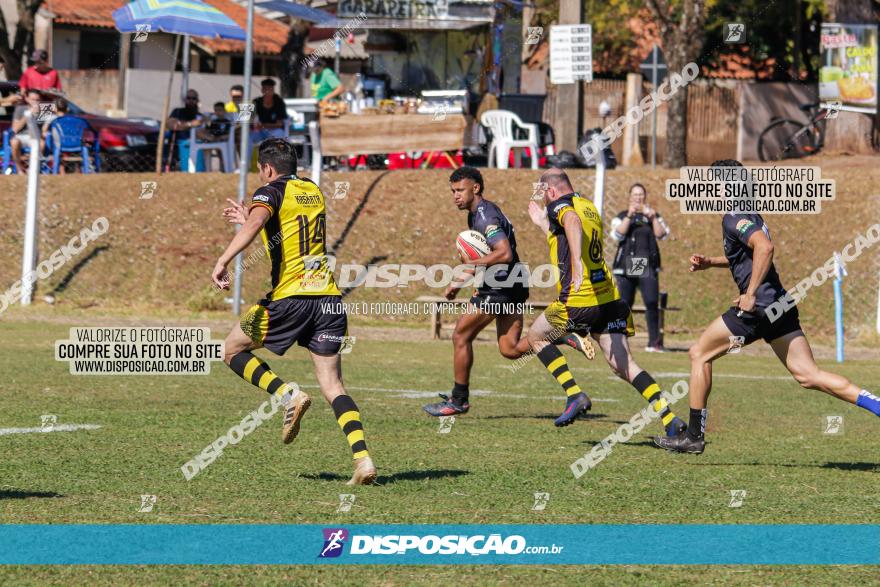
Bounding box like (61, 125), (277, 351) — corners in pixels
(757, 102), (832, 162)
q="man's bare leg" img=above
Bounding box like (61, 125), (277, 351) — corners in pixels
(496, 311), (526, 360)
(593, 331), (686, 436)
(770, 331), (880, 417)
(685, 316), (737, 412)
(423, 305), (495, 415)
(312, 351), (376, 485)
(222, 322), (309, 444)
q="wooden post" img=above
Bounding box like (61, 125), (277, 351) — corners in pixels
(118, 33), (130, 113)
(622, 73), (644, 166)
(551, 0), (583, 152)
(155, 35), (181, 175)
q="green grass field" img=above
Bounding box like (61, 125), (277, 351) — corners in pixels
(1, 311), (878, 584)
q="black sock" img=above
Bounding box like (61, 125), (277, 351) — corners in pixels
(452, 382), (469, 405)
(688, 408), (707, 440)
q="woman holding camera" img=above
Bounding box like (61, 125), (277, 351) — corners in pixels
(610, 183), (670, 352)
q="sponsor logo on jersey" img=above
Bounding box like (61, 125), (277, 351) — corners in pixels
(485, 224), (501, 239)
(736, 219), (755, 234)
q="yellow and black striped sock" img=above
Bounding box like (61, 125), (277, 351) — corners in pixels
(537, 345), (582, 398)
(229, 352), (291, 397)
(632, 371), (677, 428)
(332, 395), (369, 460)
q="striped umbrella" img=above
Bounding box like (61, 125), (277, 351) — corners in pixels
(112, 0), (245, 40)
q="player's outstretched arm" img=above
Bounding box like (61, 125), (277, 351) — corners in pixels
(212, 206), (271, 289)
(689, 254), (728, 272)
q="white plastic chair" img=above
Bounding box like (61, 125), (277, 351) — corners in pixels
(480, 109), (540, 170)
(188, 126), (235, 173)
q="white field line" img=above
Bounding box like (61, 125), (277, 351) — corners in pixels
(0, 424), (102, 436)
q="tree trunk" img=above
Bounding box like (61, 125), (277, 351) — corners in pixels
(646, 0), (707, 168)
(280, 20), (310, 99)
(663, 46), (690, 168)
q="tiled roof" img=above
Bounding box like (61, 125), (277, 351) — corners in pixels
(46, 0), (288, 54)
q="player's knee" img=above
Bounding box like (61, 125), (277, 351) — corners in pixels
(452, 329), (474, 348)
(793, 370), (819, 390)
(688, 344), (705, 363)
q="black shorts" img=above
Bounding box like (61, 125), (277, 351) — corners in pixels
(240, 295), (348, 355)
(469, 287), (529, 316)
(544, 298), (635, 337)
(721, 305), (802, 346)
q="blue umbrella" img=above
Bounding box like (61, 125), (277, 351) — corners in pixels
(112, 0), (245, 40)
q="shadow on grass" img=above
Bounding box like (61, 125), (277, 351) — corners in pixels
(671, 461), (878, 471)
(0, 489), (62, 500)
(51, 244), (110, 294)
(479, 413), (615, 422)
(298, 469), (469, 485)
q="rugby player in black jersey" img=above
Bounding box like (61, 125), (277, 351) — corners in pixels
(656, 159), (880, 454)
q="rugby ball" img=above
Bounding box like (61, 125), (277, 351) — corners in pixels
(456, 230), (491, 261)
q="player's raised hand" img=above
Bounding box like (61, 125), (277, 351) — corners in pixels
(212, 260), (231, 290)
(689, 254), (711, 272)
(527, 201), (550, 232)
(222, 198), (248, 225)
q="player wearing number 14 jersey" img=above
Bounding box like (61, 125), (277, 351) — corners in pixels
(211, 138), (376, 485)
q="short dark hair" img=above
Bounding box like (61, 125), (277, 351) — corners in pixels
(55, 98), (68, 113)
(261, 78), (276, 87)
(711, 159), (743, 167)
(258, 137), (297, 175)
(213, 101), (225, 109)
(230, 84), (244, 93)
(449, 166), (484, 195)
(629, 182), (647, 194)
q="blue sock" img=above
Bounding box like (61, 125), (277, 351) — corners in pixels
(856, 390), (880, 416)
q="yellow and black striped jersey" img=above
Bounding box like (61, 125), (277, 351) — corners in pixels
(546, 193), (619, 307)
(249, 175), (340, 299)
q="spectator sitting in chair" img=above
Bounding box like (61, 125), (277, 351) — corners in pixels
(250, 78), (287, 145)
(8, 88), (54, 172)
(167, 89), (205, 171)
(200, 101), (232, 141)
(224, 84), (244, 116)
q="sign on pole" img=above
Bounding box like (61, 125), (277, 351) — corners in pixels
(640, 45), (666, 168)
(550, 24), (592, 84)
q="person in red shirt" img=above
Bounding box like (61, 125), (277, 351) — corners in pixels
(19, 50), (61, 93)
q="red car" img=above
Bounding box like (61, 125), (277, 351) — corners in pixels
(0, 82), (160, 171)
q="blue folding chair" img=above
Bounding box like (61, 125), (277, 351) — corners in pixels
(1, 129), (14, 174)
(1, 128), (53, 175)
(45, 116), (100, 174)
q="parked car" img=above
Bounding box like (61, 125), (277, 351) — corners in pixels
(0, 82), (160, 171)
